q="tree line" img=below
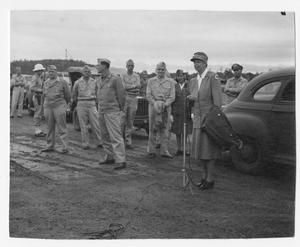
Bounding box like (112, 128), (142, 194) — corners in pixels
(10, 59), (90, 75)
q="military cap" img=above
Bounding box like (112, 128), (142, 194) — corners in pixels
(82, 65), (91, 72)
(190, 52), (208, 63)
(231, 63), (243, 71)
(48, 65), (57, 71)
(97, 58), (111, 65)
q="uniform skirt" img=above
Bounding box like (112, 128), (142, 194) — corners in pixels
(191, 127), (221, 160)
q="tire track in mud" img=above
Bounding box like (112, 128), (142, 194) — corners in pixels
(10, 136), (180, 182)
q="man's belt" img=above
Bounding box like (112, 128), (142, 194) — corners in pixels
(78, 98), (96, 101)
(14, 85), (24, 88)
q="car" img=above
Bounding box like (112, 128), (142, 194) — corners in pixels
(67, 67), (149, 134)
(223, 67), (295, 174)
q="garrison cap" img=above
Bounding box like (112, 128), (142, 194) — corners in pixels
(48, 65), (57, 71)
(231, 63), (243, 71)
(190, 52), (208, 63)
(82, 65), (91, 72)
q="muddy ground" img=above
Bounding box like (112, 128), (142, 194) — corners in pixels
(9, 112), (295, 239)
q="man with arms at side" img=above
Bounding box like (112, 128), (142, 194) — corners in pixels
(30, 64), (47, 137)
(96, 59), (127, 170)
(10, 66), (26, 118)
(121, 59), (141, 149)
(72, 65), (103, 149)
(42, 65), (71, 153)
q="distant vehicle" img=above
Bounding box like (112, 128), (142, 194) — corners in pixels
(67, 67), (149, 134)
(223, 68), (295, 174)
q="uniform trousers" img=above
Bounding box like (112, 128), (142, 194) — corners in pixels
(11, 86), (24, 117)
(99, 111), (126, 163)
(33, 95), (43, 131)
(44, 103), (69, 149)
(147, 104), (170, 155)
(123, 96), (138, 145)
(77, 101), (102, 147)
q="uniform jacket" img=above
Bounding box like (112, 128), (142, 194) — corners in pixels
(30, 74), (44, 94)
(121, 72), (141, 97)
(97, 72), (126, 113)
(72, 77), (97, 102)
(146, 76), (176, 107)
(11, 74), (26, 88)
(43, 77), (71, 108)
(189, 71), (222, 128)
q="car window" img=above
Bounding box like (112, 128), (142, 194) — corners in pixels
(280, 80), (295, 102)
(253, 81), (281, 101)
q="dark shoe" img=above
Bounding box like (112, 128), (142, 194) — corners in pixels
(175, 150), (183, 156)
(97, 144), (103, 148)
(155, 144), (161, 149)
(82, 146), (90, 150)
(114, 162), (126, 170)
(148, 153), (156, 159)
(199, 180), (215, 190)
(185, 152), (190, 157)
(41, 147), (54, 152)
(17, 115), (23, 118)
(99, 158), (115, 165)
(161, 153), (173, 159)
(10, 116), (14, 118)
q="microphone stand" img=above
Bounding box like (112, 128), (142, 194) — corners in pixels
(182, 85), (193, 195)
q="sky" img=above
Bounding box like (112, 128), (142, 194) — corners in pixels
(11, 10), (295, 73)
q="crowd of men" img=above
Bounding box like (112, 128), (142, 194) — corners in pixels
(10, 53), (248, 189)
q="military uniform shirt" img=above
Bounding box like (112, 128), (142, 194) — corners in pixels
(146, 76), (176, 107)
(72, 77), (97, 101)
(121, 72), (140, 97)
(43, 77), (71, 108)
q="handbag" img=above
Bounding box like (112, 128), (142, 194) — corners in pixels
(201, 105), (242, 149)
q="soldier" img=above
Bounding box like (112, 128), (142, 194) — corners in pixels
(96, 59), (127, 170)
(224, 63), (248, 104)
(121, 59), (141, 149)
(30, 64), (47, 137)
(72, 65), (103, 149)
(10, 66), (26, 118)
(139, 70), (148, 97)
(41, 65), (71, 153)
(146, 62), (175, 159)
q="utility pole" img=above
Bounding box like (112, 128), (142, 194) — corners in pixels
(65, 49), (68, 60)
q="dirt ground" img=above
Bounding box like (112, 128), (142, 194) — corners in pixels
(9, 112), (296, 239)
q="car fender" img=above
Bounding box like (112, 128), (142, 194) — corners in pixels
(225, 111), (272, 156)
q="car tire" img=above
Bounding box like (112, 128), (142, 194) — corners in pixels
(230, 136), (263, 175)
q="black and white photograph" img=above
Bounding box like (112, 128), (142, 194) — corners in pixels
(3, 0), (299, 244)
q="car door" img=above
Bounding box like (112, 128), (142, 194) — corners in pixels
(270, 76), (295, 165)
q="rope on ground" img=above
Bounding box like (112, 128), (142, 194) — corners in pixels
(82, 223), (125, 239)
